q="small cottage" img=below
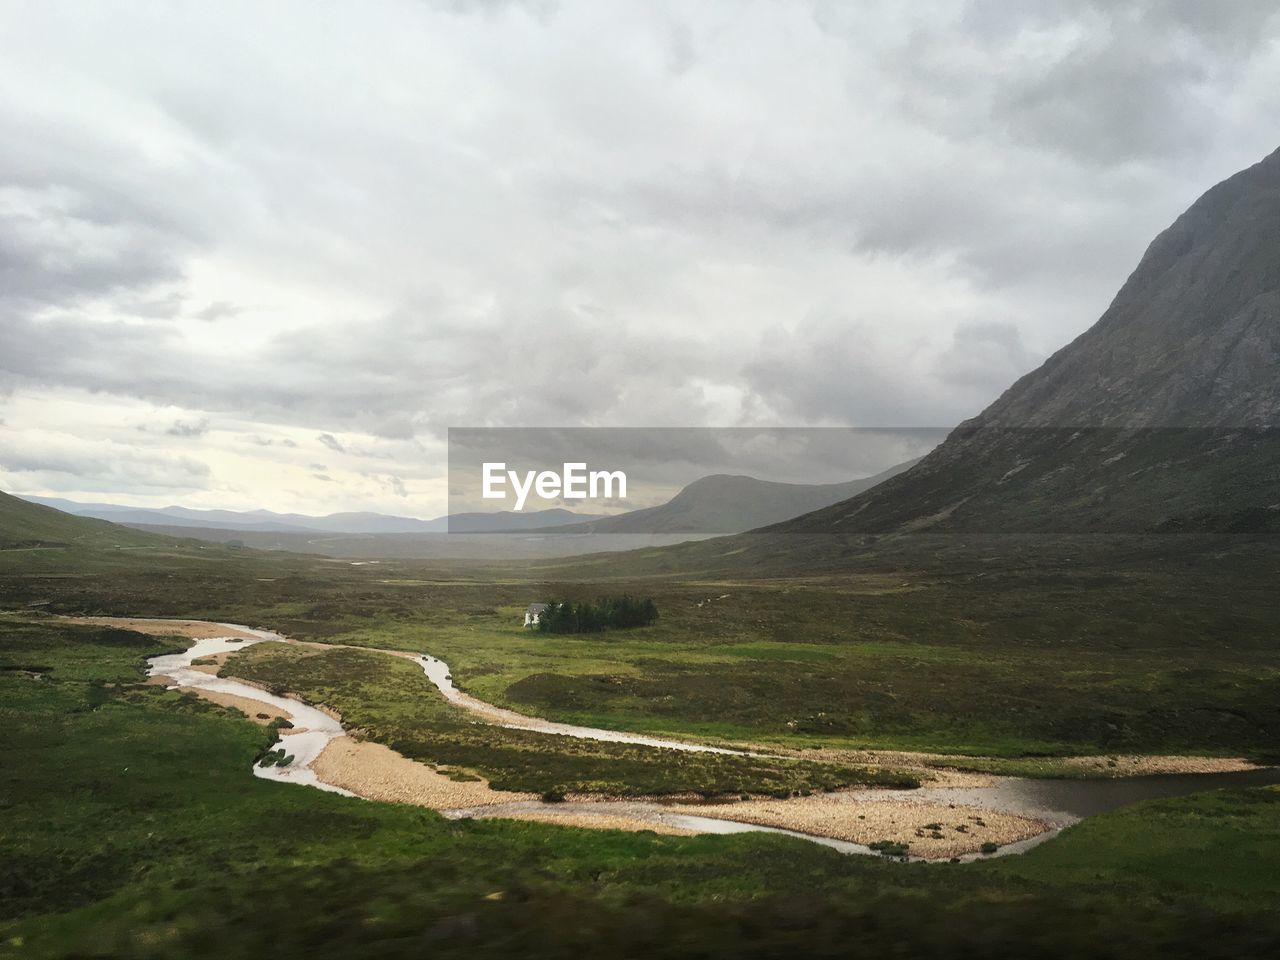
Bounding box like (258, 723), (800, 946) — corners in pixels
(524, 603), (549, 627)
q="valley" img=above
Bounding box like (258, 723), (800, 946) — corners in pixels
(4, 539), (1280, 958)
(4, 142), (1280, 958)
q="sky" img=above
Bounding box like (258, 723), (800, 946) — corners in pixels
(1, 0), (1278, 519)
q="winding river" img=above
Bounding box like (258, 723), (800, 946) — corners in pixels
(145, 622), (1280, 862)
(148, 627), (355, 797)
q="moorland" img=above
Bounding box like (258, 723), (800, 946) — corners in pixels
(4, 492), (1280, 958)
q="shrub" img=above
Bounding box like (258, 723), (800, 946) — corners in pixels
(868, 840), (910, 857)
(536, 596), (659, 634)
(980, 841), (999, 854)
(257, 747), (289, 768)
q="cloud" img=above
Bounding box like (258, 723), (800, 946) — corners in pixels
(743, 317), (955, 427)
(934, 321), (1037, 392)
(0, 183), (187, 305)
(195, 300), (244, 322)
(166, 418), (210, 437)
(0, 439), (212, 493)
(0, 0), (1276, 512)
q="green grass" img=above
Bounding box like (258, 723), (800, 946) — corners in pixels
(246, 576), (1280, 761)
(990, 786), (1280, 907)
(4, 527), (1279, 763)
(5, 616), (1280, 958)
(220, 641), (914, 796)
(0, 491), (166, 551)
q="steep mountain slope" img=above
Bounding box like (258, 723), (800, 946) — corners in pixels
(777, 146), (1280, 535)
(546, 460), (920, 534)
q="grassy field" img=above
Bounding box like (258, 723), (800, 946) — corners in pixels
(222, 640), (914, 796)
(5, 615), (1280, 958)
(3, 529), (1279, 762)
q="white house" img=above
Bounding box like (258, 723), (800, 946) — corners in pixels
(524, 603), (549, 627)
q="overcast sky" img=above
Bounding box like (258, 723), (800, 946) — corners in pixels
(1, 1), (1278, 518)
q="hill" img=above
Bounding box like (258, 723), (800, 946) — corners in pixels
(542, 461), (919, 535)
(0, 490), (170, 550)
(774, 146), (1280, 536)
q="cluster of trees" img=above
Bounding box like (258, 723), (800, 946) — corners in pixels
(536, 595), (659, 634)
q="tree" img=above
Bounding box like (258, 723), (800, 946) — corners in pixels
(536, 596), (658, 634)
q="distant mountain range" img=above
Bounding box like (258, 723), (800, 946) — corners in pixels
(15, 497), (610, 535)
(18, 459), (922, 543)
(8, 459), (923, 555)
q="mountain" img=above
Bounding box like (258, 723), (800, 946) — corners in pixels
(775, 146), (1280, 536)
(17, 498), (320, 532)
(16, 497), (608, 535)
(0, 490), (167, 549)
(445, 509), (610, 533)
(543, 460), (921, 534)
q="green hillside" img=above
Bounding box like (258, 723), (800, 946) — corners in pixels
(0, 490), (171, 550)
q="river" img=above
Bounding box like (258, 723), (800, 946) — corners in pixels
(145, 622), (1280, 862)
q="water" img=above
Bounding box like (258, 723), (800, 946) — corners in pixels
(442, 799), (880, 856)
(904, 765), (1280, 824)
(414, 653), (750, 755)
(146, 623), (1280, 862)
(147, 625), (354, 797)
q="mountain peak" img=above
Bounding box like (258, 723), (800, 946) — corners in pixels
(775, 146), (1280, 535)
(978, 145), (1280, 430)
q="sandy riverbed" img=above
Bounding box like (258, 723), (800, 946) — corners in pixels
(146, 671), (295, 725)
(497, 810), (697, 836)
(63, 616), (262, 640)
(687, 793), (1042, 857)
(313, 736), (534, 807)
